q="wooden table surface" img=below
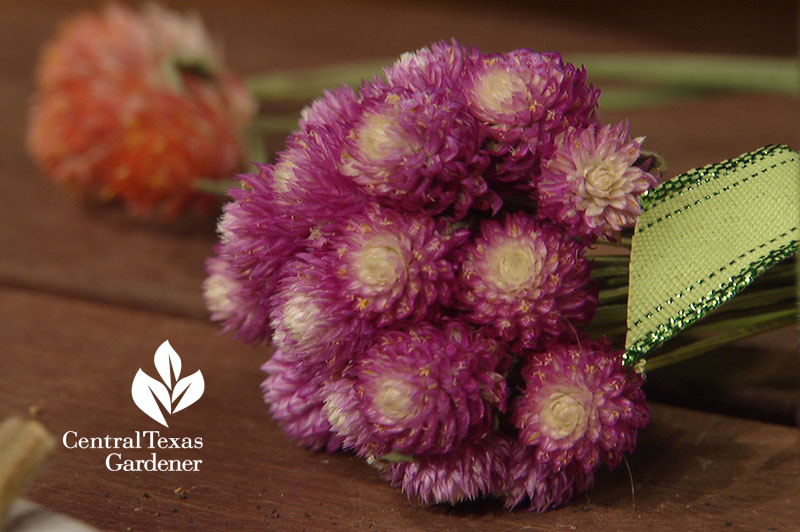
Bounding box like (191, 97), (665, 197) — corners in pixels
(1, 1), (798, 531)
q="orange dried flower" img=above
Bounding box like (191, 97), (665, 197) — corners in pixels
(28, 3), (255, 218)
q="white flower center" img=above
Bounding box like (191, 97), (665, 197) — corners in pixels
(584, 162), (621, 199)
(373, 378), (417, 422)
(277, 292), (321, 344)
(357, 109), (419, 165)
(486, 242), (540, 294)
(352, 238), (406, 294)
(541, 389), (588, 441)
(474, 68), (530, 118)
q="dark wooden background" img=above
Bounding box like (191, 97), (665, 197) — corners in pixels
(1, 1), (797, 531)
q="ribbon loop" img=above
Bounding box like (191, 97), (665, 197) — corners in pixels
(624, 144), (799, 365)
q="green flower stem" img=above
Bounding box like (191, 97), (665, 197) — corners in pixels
(597, 276), (630, 289)
(591, 304), (628, 326)
(377, 452), (416, 463)
(599, 87), (704, 110)
(681, 307), (795, 337)
(246, 59), (388, 101)
(251, 115), (301, 134)
(596, 239), (631, 249)
(589, 255), (630, 263)
(599, 285), (629, 304)
(244, 54), (799, 105)
(645, 308), (795, 371)
(194, 179), (239, 196)
(591, 266), (629, 279)
(712, 285), (796, 313)
(567, 54), (800, 97)
(245, 127), (267, 166)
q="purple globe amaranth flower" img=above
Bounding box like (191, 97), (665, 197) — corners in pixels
(289, 85), (367, 219)
(538, 122), (658, 240)
(266, 116), (367, 226)
(340, 86), (497, 220)
(209, 195), (302, 343)
(504, 441), (594, 512)
(322, 321), (508, 457)
(269, 255), (374, 366)
(457, 212), (597, 348)
(202, 199), (293, 343)
(202, 250), (255, 328)
(261, 348), (344, 453)
(298, 84), (362, 132)
(382, 39), (468, 92)
(386, 433), (514, 505)
(211, 117), (366, 343)
(507, 337), (649, 509)
(463, 49), (600, 183)
(323, 205), (470, 327)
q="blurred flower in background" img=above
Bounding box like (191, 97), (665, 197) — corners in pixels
(27, 3), (255, 218)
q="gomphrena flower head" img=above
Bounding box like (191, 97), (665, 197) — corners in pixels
(210, 119), (368, 343)
(323, 206), (470, 327)
(323, 321), (508, 457)
(538, 122), (658, 240)
(503, 441), (594, 512)
(207, 196), (303, 344)
(382, 39), (469, 93)
(457, 212), (597, 348)
(463, 49), (599, 183)
(268, 127), (368, 224)
(261, 348), (344, 453)
(203, 251), (251, 327)
(386, 433), (514, 505)
(28, 3), (255, 218)
(269, 256), (374, 367)
(340, 86), (497, 220)
(507, 337), (649, 509)
(298, 84), (363, 132)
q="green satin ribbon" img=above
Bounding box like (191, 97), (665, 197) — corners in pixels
(624, 144), (800, 366)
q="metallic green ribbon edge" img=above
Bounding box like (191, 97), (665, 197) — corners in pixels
(638, 144), (794, 210)
(622, 144), (799, 365)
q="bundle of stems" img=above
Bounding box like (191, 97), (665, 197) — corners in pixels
(589, 238), (796, 371)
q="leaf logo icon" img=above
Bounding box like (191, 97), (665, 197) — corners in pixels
(131, 341), (204, 427)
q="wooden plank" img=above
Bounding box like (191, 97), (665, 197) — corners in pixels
(1, 286), (798, 531)
(645, 326), (799, 425)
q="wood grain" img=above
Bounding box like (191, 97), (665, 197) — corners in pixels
(2, 286), (799, 532)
